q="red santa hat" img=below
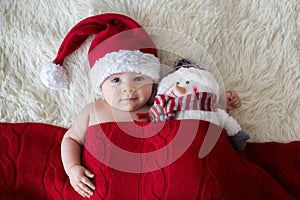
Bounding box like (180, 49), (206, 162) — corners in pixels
(40, 13), (161, 94)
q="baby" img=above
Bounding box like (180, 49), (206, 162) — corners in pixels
(40, 14), (243, 198)
(62, 57), (159, 198)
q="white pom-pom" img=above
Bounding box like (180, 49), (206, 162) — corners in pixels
(40, 62), (68, 90)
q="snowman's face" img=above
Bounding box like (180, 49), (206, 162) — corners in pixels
(164, 79), (208, 97)
(158, 67), (220, 99)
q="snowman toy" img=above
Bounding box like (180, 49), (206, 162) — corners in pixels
(149, 59), (250, 151)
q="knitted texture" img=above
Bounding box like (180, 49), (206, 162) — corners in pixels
(0, 122), (299, 199)
(82, 121), (294, 199)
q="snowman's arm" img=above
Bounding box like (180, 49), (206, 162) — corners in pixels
(215, 109), (241, 136)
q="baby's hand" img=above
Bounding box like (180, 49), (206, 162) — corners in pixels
(68, 165), (95, 198)
(226, 90), (241, 112)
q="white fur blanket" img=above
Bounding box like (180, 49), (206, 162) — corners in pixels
(1, 0), (299, 142)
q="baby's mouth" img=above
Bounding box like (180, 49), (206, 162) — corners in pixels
(121, 97), (138, 101)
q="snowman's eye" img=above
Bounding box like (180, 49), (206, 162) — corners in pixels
(186, 81), (190, 84)
(176, 82), (180, 85)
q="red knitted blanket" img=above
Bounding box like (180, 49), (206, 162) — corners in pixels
(0, 122), (299, 199)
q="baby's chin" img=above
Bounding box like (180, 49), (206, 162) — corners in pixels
(112, 105), (141, 112)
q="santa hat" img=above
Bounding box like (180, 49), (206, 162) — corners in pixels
(40, 13), (161, 94)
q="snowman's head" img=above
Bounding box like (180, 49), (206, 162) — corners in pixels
(158, 65), (220, 100)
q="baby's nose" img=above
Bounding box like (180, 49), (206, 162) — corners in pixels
(175, 85), (186, 95)
(122, 82), (135, 92)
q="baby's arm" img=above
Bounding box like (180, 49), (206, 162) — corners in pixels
(61, 103), (95, 198)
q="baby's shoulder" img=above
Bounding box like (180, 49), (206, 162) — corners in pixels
(80, 100), (105, 112)
(75, 101), (99, 122)
(77, 102), (93, 116)
(88, 100), (107, 112)
(84, 100), (111, 125)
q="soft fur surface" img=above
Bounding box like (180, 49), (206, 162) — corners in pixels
(1, 0), (299, 142)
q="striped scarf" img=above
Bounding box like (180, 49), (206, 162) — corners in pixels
(149, 92), (217, 122)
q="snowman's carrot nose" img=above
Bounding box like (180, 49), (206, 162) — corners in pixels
(175, 85), (186, 95)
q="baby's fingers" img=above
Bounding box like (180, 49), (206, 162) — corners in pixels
(77, 182), (94, 198)
(74, 184), (93, 198)
(84, 169), (95, 178)
(230, 97), (241, 108)
(82, 177), (96, 190)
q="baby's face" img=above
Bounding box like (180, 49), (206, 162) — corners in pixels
(101, 72), (153, 112)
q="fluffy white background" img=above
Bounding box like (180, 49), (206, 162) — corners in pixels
(1, 0), (299, 142)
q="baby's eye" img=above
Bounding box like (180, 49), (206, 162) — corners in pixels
(134, 76), (143, 81)
(111, 77), (120, 83)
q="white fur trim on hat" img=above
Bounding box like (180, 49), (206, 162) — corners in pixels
(40, 62), (68, 90)
(89, 50), (161, 95)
